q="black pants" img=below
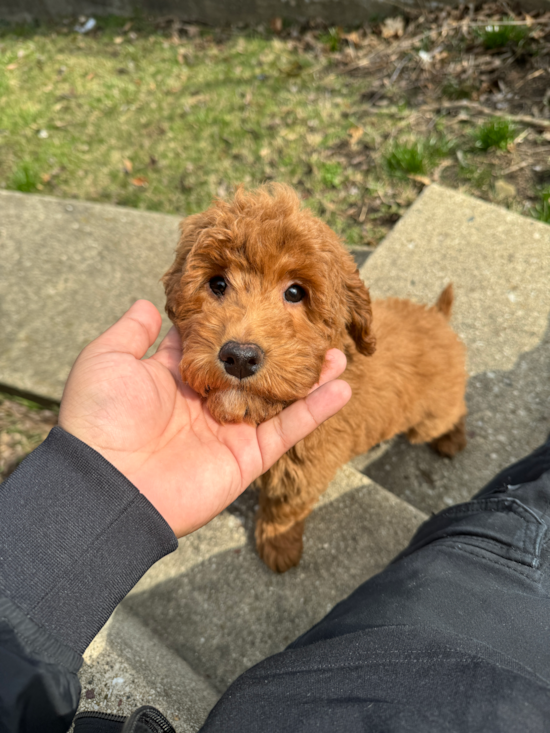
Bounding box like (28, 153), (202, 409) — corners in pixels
(200, 437), (550, 732)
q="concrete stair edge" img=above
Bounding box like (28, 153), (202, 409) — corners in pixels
(77, 606), (219, 733)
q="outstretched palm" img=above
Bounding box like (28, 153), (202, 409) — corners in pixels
(59, 300), (350, 537)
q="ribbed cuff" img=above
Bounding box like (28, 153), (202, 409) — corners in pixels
(0, 427), (178, 654)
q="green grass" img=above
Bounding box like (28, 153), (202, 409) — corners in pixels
(0, 22), (378, 240)
(0, 393), (54, 411)
(476, 21), (529, 51)
(384, 135), (452, 178)
(532, 186), (550, 224)
(471, 119), (516, 152)
(7, 160), (41, 191)
(385, 143), (426, 176)
(0, 17), (546, 247)
(319, 161), (343, 188)
(319, 28), (341, 52)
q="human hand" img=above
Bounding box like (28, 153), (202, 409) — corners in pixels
(59, 300), (351, 537)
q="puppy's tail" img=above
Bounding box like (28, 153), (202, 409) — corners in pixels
(433, 283), (453, 321)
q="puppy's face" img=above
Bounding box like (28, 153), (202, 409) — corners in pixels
(163, 186), (375, 424)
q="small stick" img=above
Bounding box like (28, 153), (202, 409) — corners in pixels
(420, 100), (550, 129)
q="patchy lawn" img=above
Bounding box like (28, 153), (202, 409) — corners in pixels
(2, 4), (550, 252)
(0, 17), (389, 245)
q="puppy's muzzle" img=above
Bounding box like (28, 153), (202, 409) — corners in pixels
(219, 341), (264, 380)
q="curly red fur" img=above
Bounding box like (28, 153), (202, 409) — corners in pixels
(163, 184), (467, 572)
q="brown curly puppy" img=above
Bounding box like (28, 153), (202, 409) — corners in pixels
(163, 185), (467, 573)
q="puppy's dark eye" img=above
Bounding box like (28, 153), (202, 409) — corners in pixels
(284, 284), (306, 303)
(209, 276), (227, 297)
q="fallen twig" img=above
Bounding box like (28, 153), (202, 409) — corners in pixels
(499, 160), (531, 175)
(420, 100), (550, 129)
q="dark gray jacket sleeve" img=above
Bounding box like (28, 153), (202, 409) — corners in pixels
(0, 427), (178, 732)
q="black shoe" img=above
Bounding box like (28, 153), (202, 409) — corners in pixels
(73, 705), (176, 733)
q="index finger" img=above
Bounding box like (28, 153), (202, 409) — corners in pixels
(256, 379), (352, 471)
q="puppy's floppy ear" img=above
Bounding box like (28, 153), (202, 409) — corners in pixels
(343, 266), (376, 356)
(162, 213), (207, 322)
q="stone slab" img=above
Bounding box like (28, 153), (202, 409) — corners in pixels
(122, 467), (426, 693)
(359, 184), (550, 514)
(76, 607), (219, 732)
(0, 191), (180, 401)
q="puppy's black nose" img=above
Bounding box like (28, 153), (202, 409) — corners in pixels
(219, 341), (264, 380)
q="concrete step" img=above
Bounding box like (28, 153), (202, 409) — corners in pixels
(359, 184), (550, 515)
(76, 608), (219, 732)
(77, 465), (426, 728)
(0, 191), (180, 401)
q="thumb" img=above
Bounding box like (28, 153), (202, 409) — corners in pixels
(91, 300), (162, 360)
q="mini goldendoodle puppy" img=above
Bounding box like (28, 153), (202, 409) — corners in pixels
(163, 185), (467, 573)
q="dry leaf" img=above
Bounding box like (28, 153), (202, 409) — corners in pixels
(270, 17), (283, 33)
(149, 81), (156, 91)
(131, 176), (148, 187)
(123, 159), (133, 174)
(114, 36), (124, 45)
(6, 63), (17, 71)
(494, 179), (516, 200)
(408, 174), (431, 186)
(381, 17), (405, 39)
(342, 31), (361, 46)
(348, 125), (364, 146)
(86, 72), (95, 80)
(41, 173), (51, 183)
(182, 24), (200, 38)
(122, 21), (133, 32)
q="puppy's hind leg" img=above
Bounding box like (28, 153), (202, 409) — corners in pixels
(431, 414), (467, 458)
(407, 409), (468, 458)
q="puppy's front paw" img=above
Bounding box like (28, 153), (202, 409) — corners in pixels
(255, 519), (304, 573)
